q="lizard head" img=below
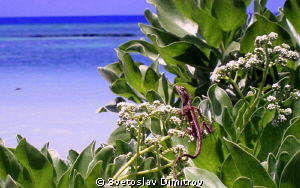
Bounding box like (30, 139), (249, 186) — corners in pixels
(175, 85), (191, 102)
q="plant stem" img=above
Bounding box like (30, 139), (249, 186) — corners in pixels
(112, 135), (171, 180)
(242, 45), (271, 127)
(118, 163), (173, 181)
(229, 78), (250, 109)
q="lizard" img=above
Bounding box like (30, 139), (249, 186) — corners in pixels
(173, 85), (214, 186)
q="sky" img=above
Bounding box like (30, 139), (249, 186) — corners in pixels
(0, 0), (285, 17)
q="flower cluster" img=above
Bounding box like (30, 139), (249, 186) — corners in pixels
(210, 32), (299, 83)
(138, 100), (180, 117)
(265, 82), (298, 125)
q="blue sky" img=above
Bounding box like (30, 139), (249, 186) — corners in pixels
(0, 0), (285, 17)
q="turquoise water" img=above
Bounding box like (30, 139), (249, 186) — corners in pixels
(0, 20), (154, 158)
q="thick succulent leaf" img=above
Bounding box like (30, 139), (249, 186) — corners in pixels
(144, 9), (164, 30)
(267, 153), (277, 182)
(256, 120), (290, 161)
(284, 0), (300, 35)
(74, 173), (84, 188)
(117, 50), (145, 95)
(0, 138), (4, 146)
(190, 122), (226, 174)
(0, 145), (22, 185)
(67, 149), (79, 165)
(47, 149), (68, 184)
(87, 145), (115, 175)
(158, 73), (174, 105)
(97, 62), (122, 84)
(284, 117), (300, 143)
(198, 0), (215, 14)
(279, 150), (300, 188)
(174, 0), (223, 48)
(96, 97), (125, 113)
(115, 140), (134, 156)
(222, 106), (236, 141)
(110, 79), (143, 103)
(220, 155), (240, 188)
(238, 107), (265, 149)
(147, 0), (198, 38)
(119, 40), (158, 61)
(145, 90), (164, 104)
(212, 0), (247, 32)
(97, 67), (120, 84)
(276, 135), (300, 159)
(15, 139), (55, 188)
(240, 14), (292, 54)
(184, 167), (227, 188)
(56, 169), (70, 188)
(232, 177), (253, 188)
(70, 141), (95, 178)
(107, 124), (132, 146)
(208, 84), (233, 127)
(224, 138), (277, 188)
(85, 161), (103, 188)
(143, 67), (159, 91)
(4, 175), (23, 188)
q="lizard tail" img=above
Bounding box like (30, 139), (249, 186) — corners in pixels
(173, 135), (202, 188)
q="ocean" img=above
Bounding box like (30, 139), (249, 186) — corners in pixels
(0, 16), (157, 159)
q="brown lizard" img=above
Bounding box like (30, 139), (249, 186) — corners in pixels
(173, 85), (214, 186)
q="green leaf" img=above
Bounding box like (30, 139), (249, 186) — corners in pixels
(238, 107), (265, 149)
(115, 140), (134, 156)
(117, 50), (145, 95)
(119, 40), (158, 61)
(144, 9), (164, 30)
(222, 106), (236, 141)
(208, 84), (233, 127)
(158, 73), (174, 105)
(4, 175), (23, 188)
(0, 145), (22, 183)
(240, 14), (292, 54)
(147, 0), (198, 38)
(15, 138), (55, 188)
(70, 141), (95, 178)
(67, 149), (79, 165)
(184, 167), (227, 188)
(267, 153), (277, 183)
(74, 173), (84, 188)
(276, 135), (300, 159)
(220, 155), (240, 188)
(56, 169), (71, 188)
(145, 90), (164, 104)
(96, 97), (125, 113)
(85, 161), (103, 188)
(212, 0), (247, 32)
(143, 67), (159, 91)
(284, 0), (300, 35)
(232, 177), (253, 188)
(107, 124), (132, 146)
(191, 123), (226, 174)
(256, 120), (290, 161)
(174, 0), (223, 48)
(284, 117), (300, 142)
(110, 79), (143, 103)
(279, 150), (300, 188)
(224, 138), (277, 188)
(48, 149), (68, 184)
(87, 146), (115, 175)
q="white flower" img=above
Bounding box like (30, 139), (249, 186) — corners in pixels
(170, 116), (182, 125)
(267, 103), (276, 110)
(279, 114), (287, 122)
(268, 32), (278, 41)
(282, 43), (290, 50)
(272, 83), (281, 90)
(267, 95), (276, 102)
(284, 108), (292, 115)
